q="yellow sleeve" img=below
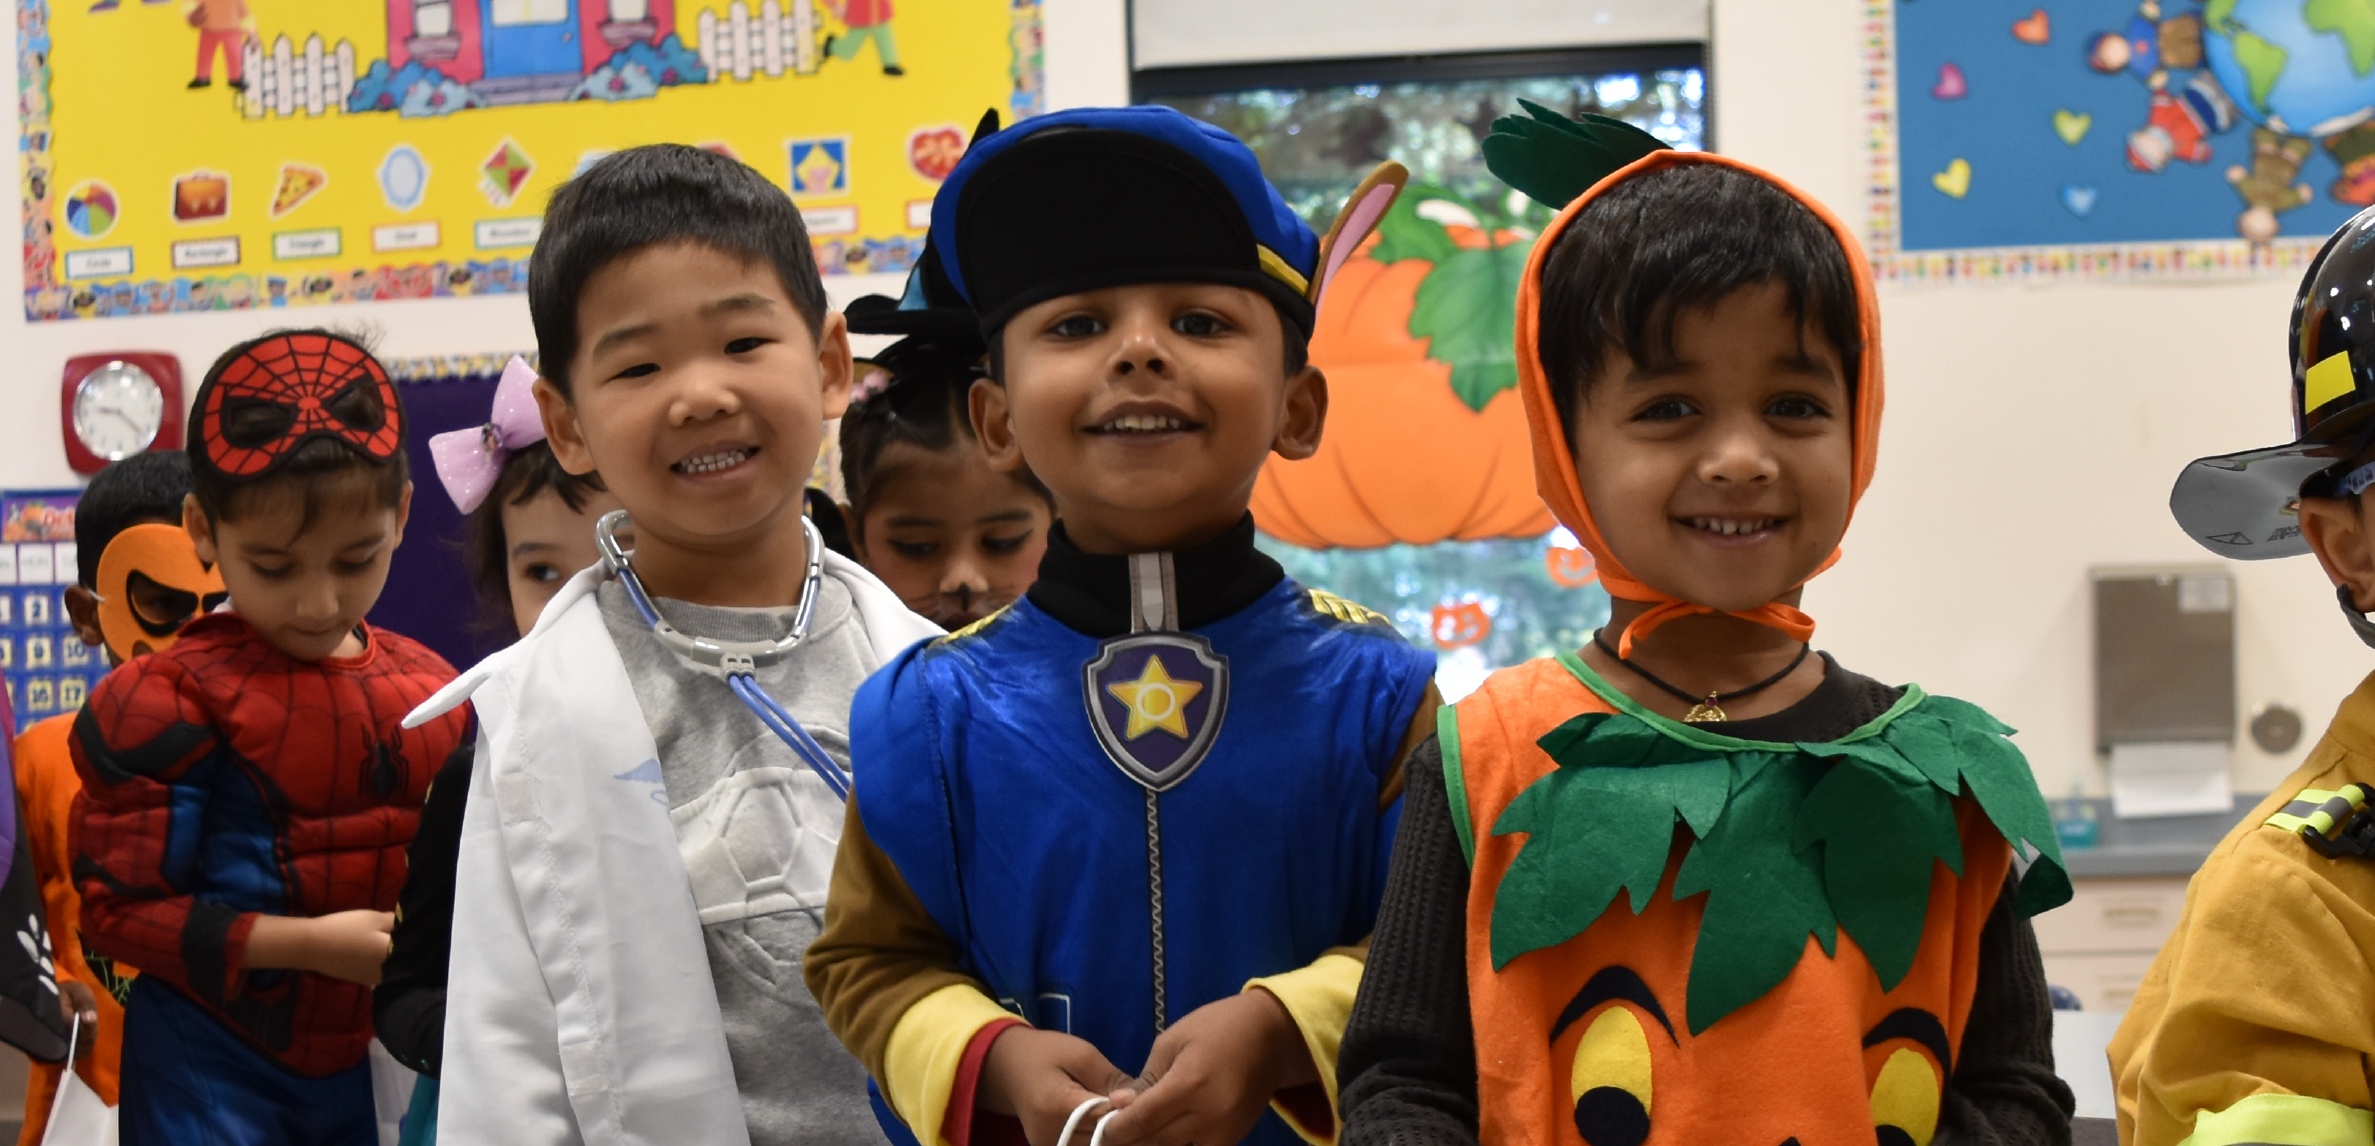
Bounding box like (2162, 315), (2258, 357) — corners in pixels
(880, 983), (1024, 1146)
(1246, 938), (1371, 1146)
(2111, 839), (2375, 1146)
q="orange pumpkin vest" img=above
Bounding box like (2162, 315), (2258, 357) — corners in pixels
(1447, 657), (2019, 1146)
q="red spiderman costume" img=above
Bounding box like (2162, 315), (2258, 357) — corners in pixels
(70, 332), (465, 1146)
(70, 615), (464, 1073)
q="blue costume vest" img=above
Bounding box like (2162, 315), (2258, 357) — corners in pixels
(853, 578), (1434, 1145)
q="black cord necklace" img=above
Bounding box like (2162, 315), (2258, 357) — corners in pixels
(1590, 630), (1812, 724)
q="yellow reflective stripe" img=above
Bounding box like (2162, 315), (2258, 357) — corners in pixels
(2181, 1092), (2374, 1146)
(1257, 245), (1310, 295)
(2307, 350), (2359, 418)
(2266, 786), (2373, 838)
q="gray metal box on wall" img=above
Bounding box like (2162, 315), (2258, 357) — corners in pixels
(2093, 569), (2236, 750)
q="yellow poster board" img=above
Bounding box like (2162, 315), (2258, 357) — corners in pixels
(20, 0), (1042, 321)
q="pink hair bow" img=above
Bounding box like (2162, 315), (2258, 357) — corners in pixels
(429, 356), (545, 514)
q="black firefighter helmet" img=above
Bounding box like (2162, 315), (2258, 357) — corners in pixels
(2171, 205), (2375, 560)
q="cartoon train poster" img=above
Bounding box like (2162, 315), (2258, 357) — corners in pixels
(1876, 0), (2375, 280)
(19, 0), (1043, 320)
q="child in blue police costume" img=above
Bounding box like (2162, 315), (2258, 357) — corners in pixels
(806, 106), (1436, 1146)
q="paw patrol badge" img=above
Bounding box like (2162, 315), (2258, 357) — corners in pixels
(1084, 633), (1228, 792)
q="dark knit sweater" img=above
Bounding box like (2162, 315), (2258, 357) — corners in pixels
(1336, 657), (2074, 1146)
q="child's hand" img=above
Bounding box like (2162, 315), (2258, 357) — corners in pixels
(244, 910), (394, 986)
(977, 1026), (1140, 1146)
(59, 980), (98, 1057)
(1094, 990), (1312, 1146)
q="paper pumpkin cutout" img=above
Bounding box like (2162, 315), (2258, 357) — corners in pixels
(1251, 183), (1553, 549)
(1547, 545), (1598, 588)
(1430, 601), (1492, 648)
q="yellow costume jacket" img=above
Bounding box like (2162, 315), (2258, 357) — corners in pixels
(2112, 671), (2375, 1146)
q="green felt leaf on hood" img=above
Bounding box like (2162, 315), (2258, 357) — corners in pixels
(1481, 99), (1671, 211)
(1672, 754), (1835, 1034)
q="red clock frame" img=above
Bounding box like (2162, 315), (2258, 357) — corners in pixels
(60, 352), (184, 476)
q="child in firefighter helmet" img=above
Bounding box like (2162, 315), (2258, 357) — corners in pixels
(2117, 204), (2375, 1146)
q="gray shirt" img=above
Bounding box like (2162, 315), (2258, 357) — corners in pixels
(598, 578), (887, 1146)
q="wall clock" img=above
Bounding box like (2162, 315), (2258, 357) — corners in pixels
(61, 353), (183, 475)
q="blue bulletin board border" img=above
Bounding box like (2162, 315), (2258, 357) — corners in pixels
(1864, 0), (2326, 285)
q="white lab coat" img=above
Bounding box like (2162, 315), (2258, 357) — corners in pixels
(403, 552), (940, 1146)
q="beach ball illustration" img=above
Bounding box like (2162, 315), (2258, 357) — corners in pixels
(64, 181), (117, 240)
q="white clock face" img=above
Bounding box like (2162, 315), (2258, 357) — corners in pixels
(73, 362), (165, 461)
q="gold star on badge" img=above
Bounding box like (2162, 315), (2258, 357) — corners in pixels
(1105, 654), (1204, 741)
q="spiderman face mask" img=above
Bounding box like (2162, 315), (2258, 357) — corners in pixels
(95, 523), (227, 662)
(197, 333), (403, 478)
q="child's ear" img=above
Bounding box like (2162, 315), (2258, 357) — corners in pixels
(390, 482), (413, 548)
(2301, 495), (2375, 609)
(970, 377), (1029, 474)
(182, 494), (218, 567)
(1271, 365), (1328, 462)
(62, 585), (104, 650)
(815, 310), (853, 421)
(535, 377), (598, 476)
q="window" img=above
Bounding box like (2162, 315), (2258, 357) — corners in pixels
(1140, 47), (1707, 697)
(611, 0), (651, 22)
(488, 0), (570, 27)
(414, 0), (454, 37)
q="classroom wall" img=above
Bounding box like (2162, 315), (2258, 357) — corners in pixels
(3, 0), (2355, 798)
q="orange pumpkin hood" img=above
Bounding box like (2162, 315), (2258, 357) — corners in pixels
(1514, 151), (1884, 654)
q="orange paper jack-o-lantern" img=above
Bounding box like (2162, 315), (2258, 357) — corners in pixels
(1546, 545), (1598, 588)
(1430, 601), (1492, 648)
(1251, 190), (1553, 550)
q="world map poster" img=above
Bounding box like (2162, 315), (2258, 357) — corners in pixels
(19, 0), (1042, 321)
(1870, 0), (2375, 282)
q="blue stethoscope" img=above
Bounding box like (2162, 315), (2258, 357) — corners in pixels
(595, 509), (854, 801)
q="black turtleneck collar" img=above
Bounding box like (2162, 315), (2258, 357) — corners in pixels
(1026, 514), (1285, 639)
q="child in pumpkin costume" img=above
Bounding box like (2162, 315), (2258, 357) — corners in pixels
(15, 451), (219, 1144)
(2110, 204), (2375, 1146)
(1337, 106), (2075, 1146)
(805, 106), (1438, 1146)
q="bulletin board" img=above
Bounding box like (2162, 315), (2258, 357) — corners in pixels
(20, 0), (1044, 321)
(1867, 0), (2375, 283)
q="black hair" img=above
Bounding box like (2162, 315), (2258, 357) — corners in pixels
(530, 144), (830, 397)
(981, 301), (1310, 385)
(74, 450), (195, 587)
(187, 329), (410, 532)
(842, 342), (1053, 524)
(1536, 163), (1863, 440)
(464, 440), (608, 626)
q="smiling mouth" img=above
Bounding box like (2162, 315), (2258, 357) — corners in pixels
(1089, 414), (1200, 434)
(1682, 516), (1785, 536)
(674, 447), (756, 475)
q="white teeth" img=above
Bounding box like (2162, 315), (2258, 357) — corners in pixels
(1100, 414), (1185, 432)
(676, 448), (752, 474)
(1689, 517), (1775, 536)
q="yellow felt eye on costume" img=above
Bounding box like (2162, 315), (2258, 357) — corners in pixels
(1870, 1046), (1942, 1146)
(1568, 1006), (1653, 1146)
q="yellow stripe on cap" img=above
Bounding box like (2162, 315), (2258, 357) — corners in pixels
(2305, 350), (2358, 418)
(1257, 245), (1310, 295)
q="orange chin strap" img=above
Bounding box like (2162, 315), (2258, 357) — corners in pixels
(1514, 151), (1885, 657)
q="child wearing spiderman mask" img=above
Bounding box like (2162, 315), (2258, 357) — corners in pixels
(72, 330), (470, 1146)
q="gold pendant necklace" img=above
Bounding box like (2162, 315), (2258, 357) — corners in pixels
(1592, 631), (1813, 724)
